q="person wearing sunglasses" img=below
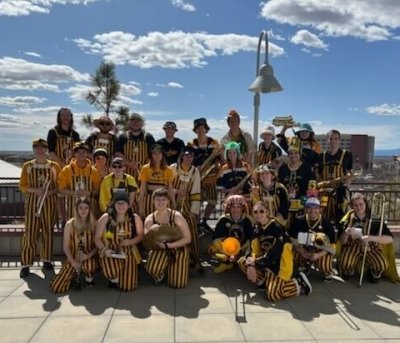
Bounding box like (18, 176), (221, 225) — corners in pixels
(238, 201), (312, 301)
(99, 157), (138, 213)
(86, 115), (117, 161)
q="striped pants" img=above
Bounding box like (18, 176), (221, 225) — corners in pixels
(340, 242), (388, 276)
(184, 213), (200, 266)
(99, 254), (139, 291)
(51, 257), (97, 293)
(293, 250), (334, 276)
(21, 197), (57, 266)
(238, 257), (299, 302)
(146, 247), (189, 288)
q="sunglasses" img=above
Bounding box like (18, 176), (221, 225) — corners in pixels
(112, 164), (123, 169)
(99, 121), (111, 126)
(253, 209), (266, 214)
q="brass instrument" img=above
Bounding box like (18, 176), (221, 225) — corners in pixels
(228, 173), (252, 196)
(142, 225), (182, 251)
(35, 174), (51, 217)
(272, 115), (300, 128)
(75, 176), (86, 202)
(317, 172), (360, 191)
(297, 231), (335, 254)
(359, 192), (386, 286)
(176, 169), (194, 212)
(73, 232), (85, 291)
(199, 146), (223, 180)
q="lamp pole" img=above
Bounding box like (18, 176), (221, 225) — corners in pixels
(249, 30), (283, 161)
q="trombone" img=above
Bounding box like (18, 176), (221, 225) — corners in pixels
(359, 192), (386, 286)
(272, 115), (300, 128)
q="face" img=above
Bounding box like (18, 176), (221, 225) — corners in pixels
(129, 118), (143, 132)
(288, 150), (300, 164)
(151, 150), (163, 163)
(306, 206), (320, 220)
(227, 149), (238, 161)
(164, 127), (176, 138)
(328, 132), (340, 151)
(299, 131), (310, 140)
(98, 120), (112, 133)
(195, 125), (207, 136)
(252, 204), (269, 223)
(262, 133), (273, 145)
(182, 153), (194, 165)
(75, 148), (88, 162)
(228, 116), (240, 130)
(352, 197), (366, 217)
(60, 109), (72, 127)
(230, 203), (243, 218)
(154, 195), (169, 210)
(259, 171), (272, 185)
(77, 202), (90, 218)
(33, 144), (47, 156)
(115, 200), (129, 213)
(95, 155), (107, 166)
(112, 163), (124, 174)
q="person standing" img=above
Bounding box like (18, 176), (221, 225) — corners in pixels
(58, 142), (101, 220)
(171, 146), (203, 272)
(220, 109), (256, 166)
(115, 112), (155, 179)
(85, 115), (117, 159)
(257, 126), (282, 167)
(156, 121), (185, 165)
(19, 139), (61, 278)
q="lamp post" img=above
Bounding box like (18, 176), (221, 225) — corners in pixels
(249, 30), (283, 154)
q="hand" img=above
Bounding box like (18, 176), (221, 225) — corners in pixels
(246, 256), (255, 265)
(105, 249), (115, 258)
(119, 239), (131, 247)
(35, 188), (46, 196)
(246, 265), (257, 283)
(71, 259), (80, 269)
(76, 189), (90, 197)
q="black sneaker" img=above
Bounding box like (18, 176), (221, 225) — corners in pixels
(368, 270), (380, 284)
(194, 263), (205, 275)
(257, 282), (266, 292)
(297, 272), (312, 296)
(85, 281), (95, 288)
(323, 274), (333, 283)
(43, 262), (54, 271)
(154, 272), (165, 286)
(108, 281), (119, 289)
(20, 267), (30, 278)
(72, 279), (82, 291)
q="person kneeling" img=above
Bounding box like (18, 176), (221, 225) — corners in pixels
(239, 202), (312, 301)
(143, 188), (192, 288)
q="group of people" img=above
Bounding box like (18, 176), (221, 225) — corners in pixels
(18, 107), (398, 299)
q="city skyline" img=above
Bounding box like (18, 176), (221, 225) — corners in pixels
(0, 0), (399, 151)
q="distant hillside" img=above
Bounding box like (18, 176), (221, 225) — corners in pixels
(375, 148), (400, 157)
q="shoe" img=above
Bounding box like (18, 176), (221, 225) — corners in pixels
(20, 267), (30, 278)
(108, 281), (119, 289)
(213, 262), (234, 274)
(72, 279), (82, 291)
(257, 282), (266, 292)
(43, 262), (54, 271)
(297, 272), (312, 296)
(368, 270), (381, 284)
(341, 269), (354, 280)
(154, 272), (165, 286)
(194, 263), (205, 274)
(323, 274), (333, 283)
(85, 281), (94, 288)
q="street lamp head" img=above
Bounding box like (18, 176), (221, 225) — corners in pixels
(249, 63), (283, 93)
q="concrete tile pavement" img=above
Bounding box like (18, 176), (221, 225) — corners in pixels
(0, 259), (399, 343)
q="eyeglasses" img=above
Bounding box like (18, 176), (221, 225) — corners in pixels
(112, 164), (123, 169)
(253, 209), (265, 214)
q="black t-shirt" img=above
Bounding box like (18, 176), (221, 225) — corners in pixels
(156, 137), (185, 165)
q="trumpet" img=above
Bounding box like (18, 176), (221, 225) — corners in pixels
(35, 174), (51, 217)
(359, 192), (386, 286)
(272, 115), (300, 128)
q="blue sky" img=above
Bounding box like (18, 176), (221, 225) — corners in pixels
(0, 0), (399, 151)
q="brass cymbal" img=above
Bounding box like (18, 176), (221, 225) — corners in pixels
(142, 225), (182, 250)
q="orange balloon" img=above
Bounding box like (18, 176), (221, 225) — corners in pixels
(222, 237), (241, 256)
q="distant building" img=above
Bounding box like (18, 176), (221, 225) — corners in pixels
(315, 134), (375, 170)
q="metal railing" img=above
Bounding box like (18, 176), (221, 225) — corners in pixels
(1, 177), (399, 225)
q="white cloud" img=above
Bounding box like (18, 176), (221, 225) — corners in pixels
(0, 57), (89, 91)
(148, 92), (159, 97)
(167, 82), (183, 88)
(260, 0), (400, 41)
(366, 103), (400, 116)
(171, 0), (196, 12)
(291, 30), (328, 49)
(24, 51), (41, 58)
(73, 31), (285, 69)
(0, 96), (47, 107)
(0, 0), (98, 17)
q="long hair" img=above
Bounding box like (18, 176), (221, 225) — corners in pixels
(107, 200), (136, 235)
(73, 199), (95, 232)
(56, 107), (75, 130)
(149, 151), (168, 170)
